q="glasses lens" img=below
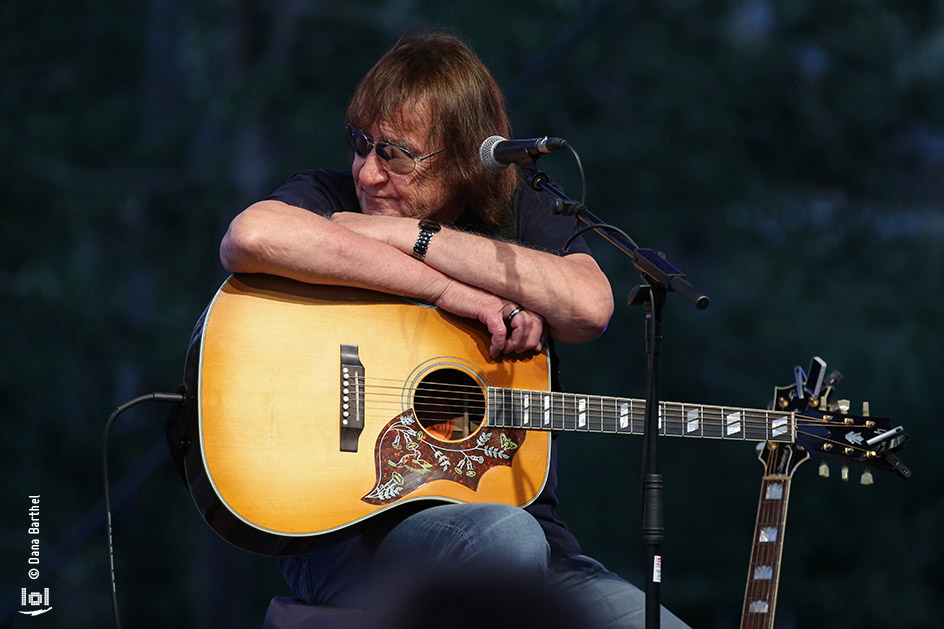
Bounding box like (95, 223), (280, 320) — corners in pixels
(383, 145), (416, 175)
(347, 126), (370, 157)
(346, 124), (419, 175)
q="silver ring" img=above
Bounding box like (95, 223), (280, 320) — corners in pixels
(505, 306), (524, 323)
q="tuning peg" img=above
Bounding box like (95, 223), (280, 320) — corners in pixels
(838, 399), (850, 414)
(841, 464), (850, 481)
(860, 469), (874, 486)
(862, 401), (870, 417)
(818, 461), (830, 478)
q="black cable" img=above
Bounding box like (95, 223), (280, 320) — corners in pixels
(103, 392), (186, 629)
(564, 222), (638, 254)
(558, 141), (592, 253)
(565, 142), (587, 206)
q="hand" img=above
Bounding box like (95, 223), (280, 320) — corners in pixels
(433, 280), (546, 359)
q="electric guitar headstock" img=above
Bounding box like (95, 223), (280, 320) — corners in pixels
(742, 357), (911, 629)
(770, 357), (911, 482)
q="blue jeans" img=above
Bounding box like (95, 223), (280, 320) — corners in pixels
(279, 503), (689, 628)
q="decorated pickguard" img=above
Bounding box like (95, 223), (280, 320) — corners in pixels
(362, 410), (526, 505)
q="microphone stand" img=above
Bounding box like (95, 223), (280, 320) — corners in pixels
(520, 164), (708, 629)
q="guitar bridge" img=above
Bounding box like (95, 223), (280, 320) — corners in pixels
(340, 344), (365, 452)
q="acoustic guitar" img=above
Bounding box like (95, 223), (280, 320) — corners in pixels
(175, 274), (910, 555)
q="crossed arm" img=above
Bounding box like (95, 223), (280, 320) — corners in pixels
(220, 200), (614, 357)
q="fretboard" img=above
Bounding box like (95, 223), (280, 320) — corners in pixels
(485, 388), (795, 444)
(740, 472), (794, 629)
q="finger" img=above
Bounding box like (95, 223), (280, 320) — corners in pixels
(504, 312), (542, 354)
(503, 319), (526, 354)
(522, 313), (546, 353)
(503, 309), (526, 352)
(485, 312), (509, 359)
(523, 319), (545, 353)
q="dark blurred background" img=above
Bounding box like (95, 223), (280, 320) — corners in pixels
(2, 1), (940, 627)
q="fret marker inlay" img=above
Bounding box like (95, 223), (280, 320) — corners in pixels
(686, 408), (700, 433)
(759, 526), (778, 543)
(772, 416), (789, 438)
(726, 411), (742, 436)
(754, 565), (774, 580)
(765, 482), (784, 501)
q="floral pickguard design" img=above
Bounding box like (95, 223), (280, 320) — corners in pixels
(362, 410), (525, 504)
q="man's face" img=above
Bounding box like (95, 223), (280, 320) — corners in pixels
(352, 105), (460, 222)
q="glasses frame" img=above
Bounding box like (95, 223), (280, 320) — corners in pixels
(346, 123), (444, 175)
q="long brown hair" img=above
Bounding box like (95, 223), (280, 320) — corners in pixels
(347, 32), (517, 230)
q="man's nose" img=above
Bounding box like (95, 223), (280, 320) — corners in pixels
(358, 148), (388, 184)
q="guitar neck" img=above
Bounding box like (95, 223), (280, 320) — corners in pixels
(740, 471), (794, 629)
(486, 388), (796, 444)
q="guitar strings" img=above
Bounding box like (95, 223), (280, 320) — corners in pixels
(353, 374), (868, 423)
(354, 377), (837, 423)
(353, 376), (852, 427)
(344, 377), (874, 455)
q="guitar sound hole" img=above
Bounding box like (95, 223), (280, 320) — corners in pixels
(413, 369), (485, 441)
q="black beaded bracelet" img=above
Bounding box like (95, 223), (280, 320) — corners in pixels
(411, 219), (441, 261)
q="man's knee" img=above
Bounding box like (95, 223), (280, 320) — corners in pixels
(378, 503), (549, 570)
(464, 503), (549, 566)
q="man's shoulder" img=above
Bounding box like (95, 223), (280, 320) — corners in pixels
(511, 182), (592, 256)
(267, 169), (358, 215)
(285, 168), (353, 192)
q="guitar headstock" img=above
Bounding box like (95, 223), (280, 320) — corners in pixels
(770, 357), (912, 481)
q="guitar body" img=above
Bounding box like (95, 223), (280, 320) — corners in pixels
(181, 274), (552, 555)
(170, 277), (909, 556)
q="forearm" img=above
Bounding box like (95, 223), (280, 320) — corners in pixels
(220, 201), (452, 303)
(221, 201), (547, 358)
(334, 213), (614, 343)
(422, 230), (613, 342)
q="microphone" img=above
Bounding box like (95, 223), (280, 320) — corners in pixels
(479, 135), (568, 171)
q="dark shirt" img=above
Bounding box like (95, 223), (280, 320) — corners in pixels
(268, 169), (592, 557)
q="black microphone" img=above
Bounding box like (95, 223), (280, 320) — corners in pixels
(479, 135), (568, 171)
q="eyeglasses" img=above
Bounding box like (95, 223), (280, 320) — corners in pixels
(346, 123), (444, 175)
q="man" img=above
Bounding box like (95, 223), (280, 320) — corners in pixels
(221, 32), (687, 628)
